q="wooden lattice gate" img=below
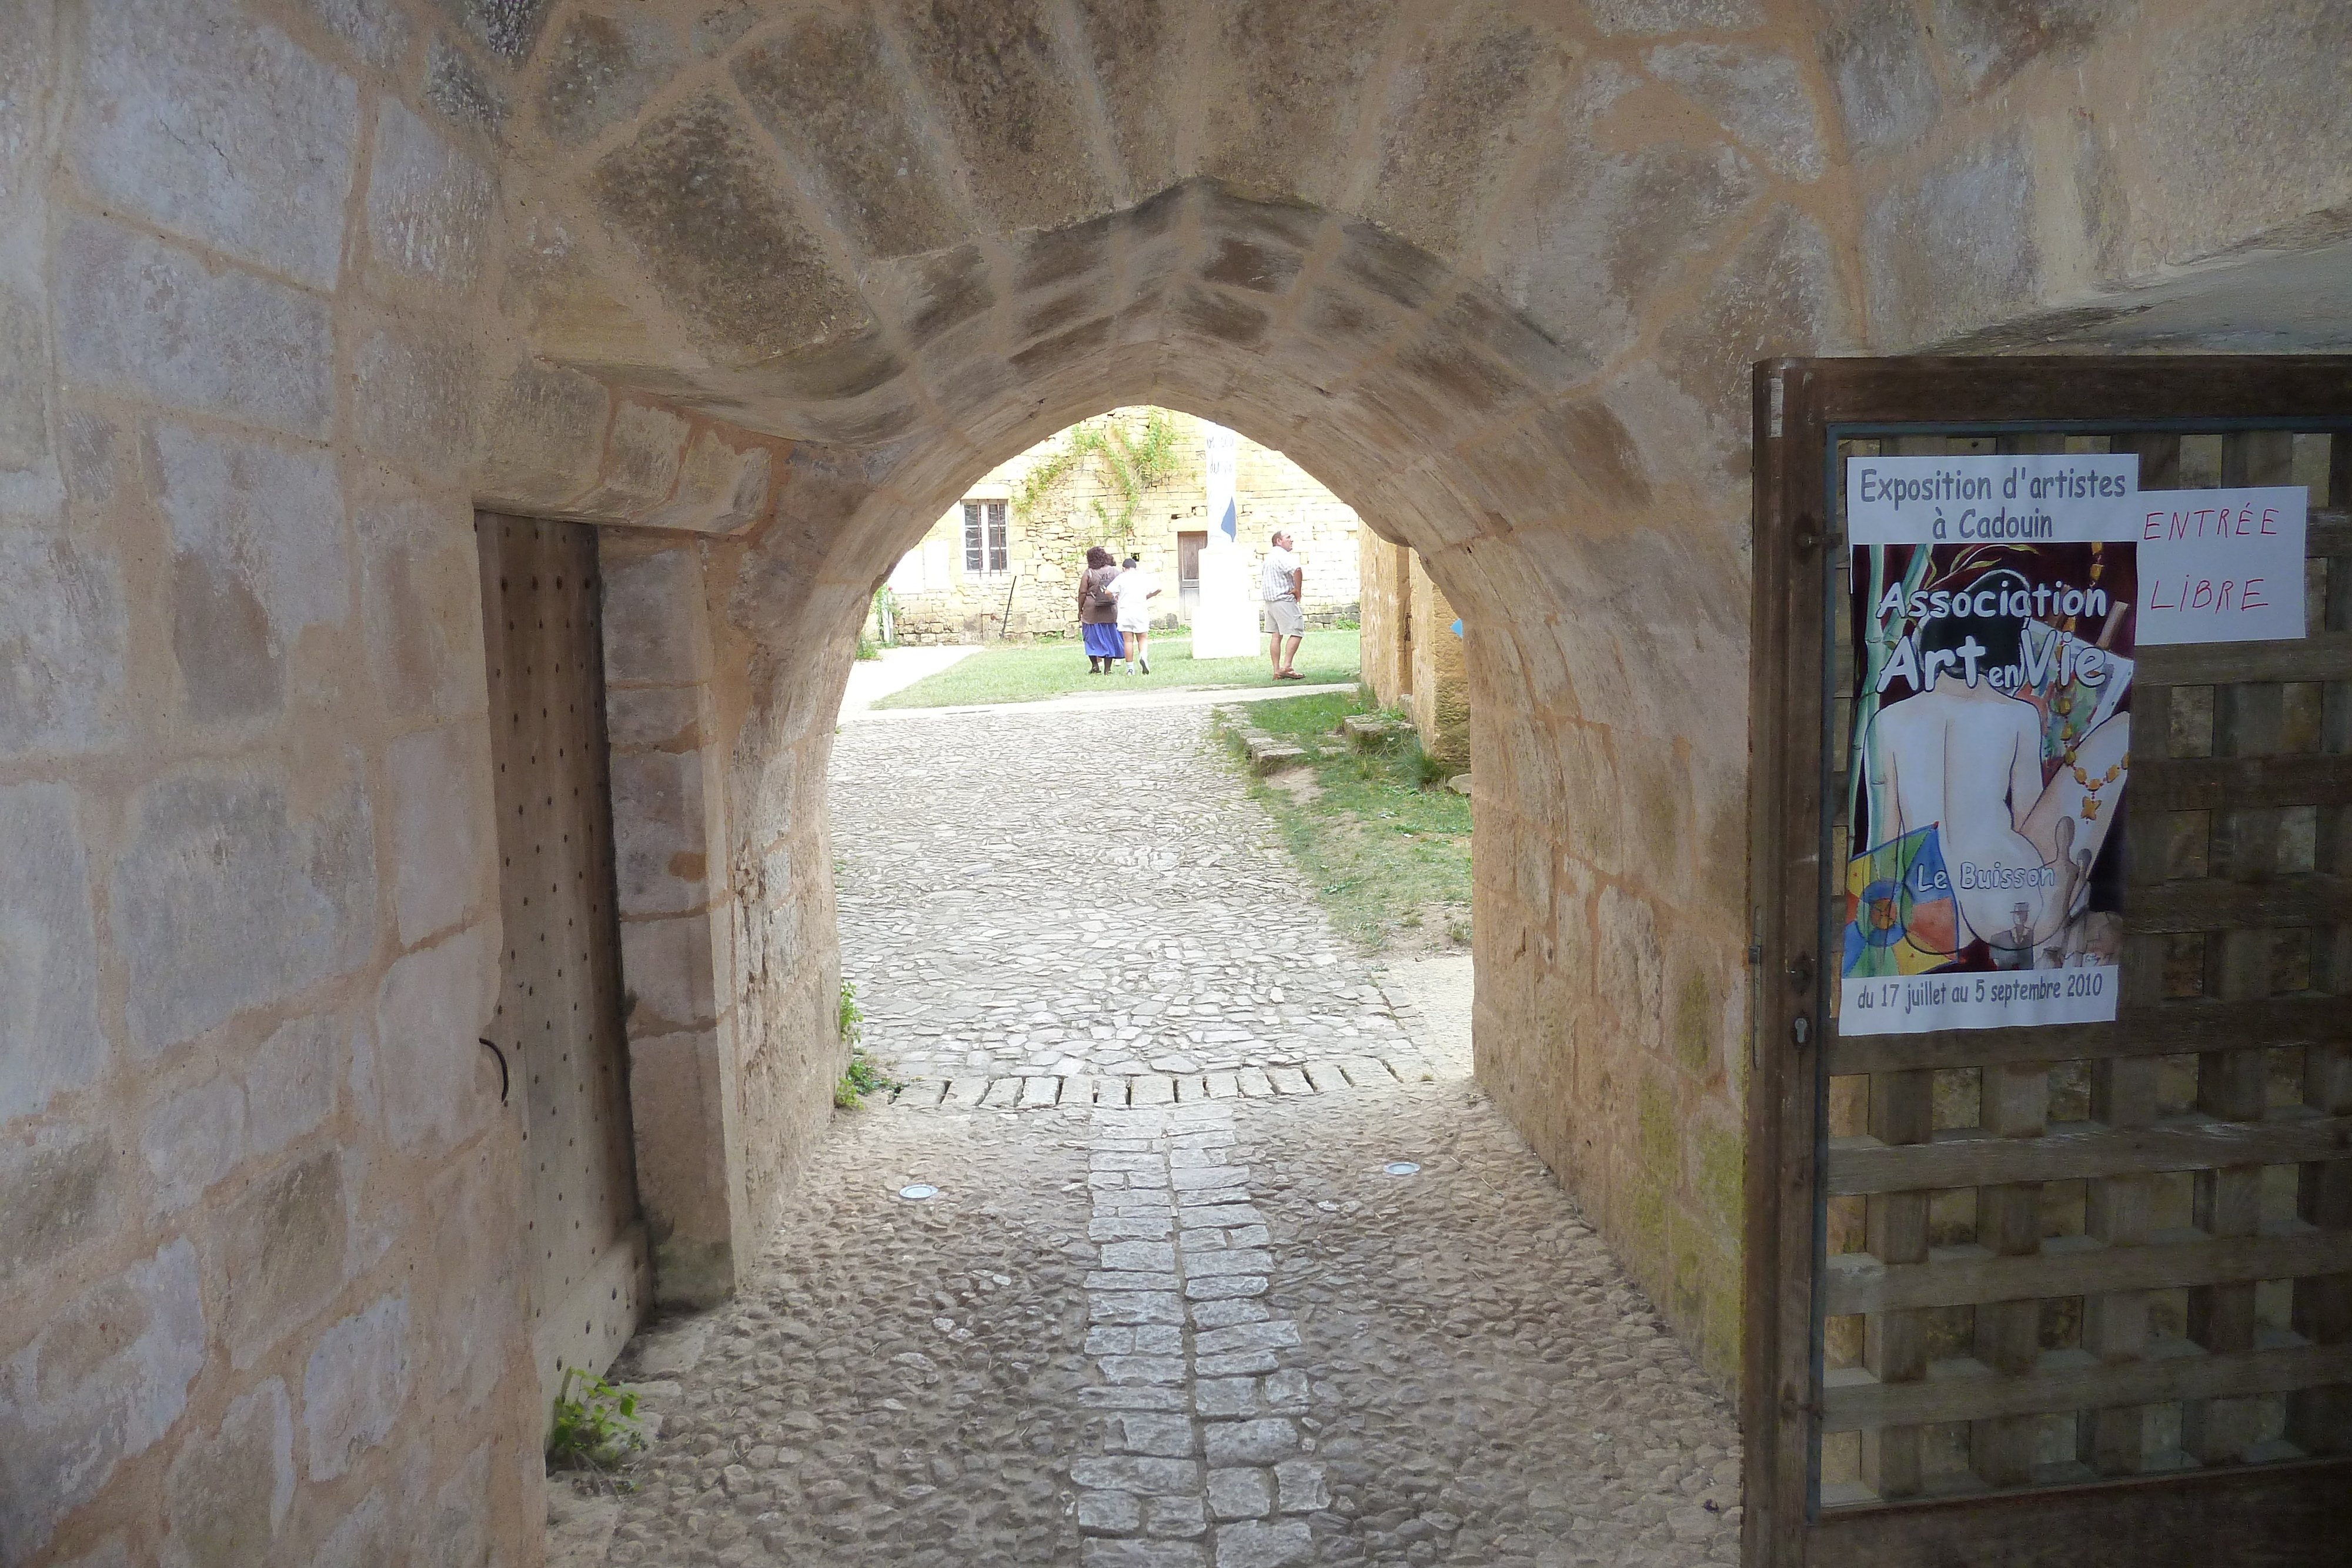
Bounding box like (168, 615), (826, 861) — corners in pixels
(1746, 360), (2352, 1566)
(476, 513), (650, 1429)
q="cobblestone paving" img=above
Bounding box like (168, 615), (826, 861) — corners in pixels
(556, 707), (1742, 1567)
(832, 708), (1442, 1106)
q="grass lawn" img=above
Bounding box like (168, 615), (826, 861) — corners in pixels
(869, 629), (1361, 709)
(1215, 690), (1472, 953)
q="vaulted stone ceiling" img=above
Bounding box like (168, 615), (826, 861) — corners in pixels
(457, 0), (2352, 543)
(483, 0), (1858, 466)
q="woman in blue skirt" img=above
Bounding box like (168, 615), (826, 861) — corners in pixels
(1078, 545), (1124, 673)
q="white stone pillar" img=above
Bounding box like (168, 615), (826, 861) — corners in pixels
(1191, 423), (1259, 658)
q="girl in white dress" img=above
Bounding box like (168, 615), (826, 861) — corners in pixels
(1108, 554), (1162, 674)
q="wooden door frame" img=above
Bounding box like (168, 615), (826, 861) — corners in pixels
(1743, 356), (2352, 1567)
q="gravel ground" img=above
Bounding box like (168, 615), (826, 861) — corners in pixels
(550, 705), (1741, 1567)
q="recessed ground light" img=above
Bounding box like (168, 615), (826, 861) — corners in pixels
(898, 1183), (939, 1200)
(1383, 1162), (1421, 1176)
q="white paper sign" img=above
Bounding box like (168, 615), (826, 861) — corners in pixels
(2132, 487), (2307, 646)
(1204, 423), (1238, 543)
(1846, 453), (2139, 545)
(1843, 968), (2122, 1035)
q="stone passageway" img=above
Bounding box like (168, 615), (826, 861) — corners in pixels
(559, 704), (1739, 1567)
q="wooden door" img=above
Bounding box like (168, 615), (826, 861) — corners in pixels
(1178, 529), (1206, 623)
(1746, 360), (2352, 1566)
(476, 513), (649, 1428)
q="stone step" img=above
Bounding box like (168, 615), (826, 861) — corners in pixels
(1241, 733), (1308, 773)
(1338, 714), (1404, 748)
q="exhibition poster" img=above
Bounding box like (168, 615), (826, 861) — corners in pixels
(1836, 452), (2308, 1035)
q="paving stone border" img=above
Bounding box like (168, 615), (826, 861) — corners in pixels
(897, 1050), (1440, 1112)
(1073, 1100), (1322, 1567)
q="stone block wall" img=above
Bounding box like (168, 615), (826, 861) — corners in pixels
(599, 537), (754, 1309)
(1357, 531), (1412, 710)
(0, 6), (815, 1560)
(1407, 554), (1470, 770)
(1234, 433), (1364, 612)
(0, 4), (544, 1560)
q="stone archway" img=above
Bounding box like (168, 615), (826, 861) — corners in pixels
(570, 172), (1798, 1385)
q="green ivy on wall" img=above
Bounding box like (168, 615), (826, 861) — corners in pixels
(1010, 409), (1184, 554)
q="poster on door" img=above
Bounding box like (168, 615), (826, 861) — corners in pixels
(1839, 454), (2141, 1035)
(1837, 454), (2310, 1034)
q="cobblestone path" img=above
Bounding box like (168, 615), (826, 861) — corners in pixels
(832, 706), (1445, 1106)
(558, 706), (1741, 1568)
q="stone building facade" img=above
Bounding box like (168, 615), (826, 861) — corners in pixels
(3, 2), (2350, 1563)
(880, 407), (1362, 643)
(1358, 533), (1470, 768)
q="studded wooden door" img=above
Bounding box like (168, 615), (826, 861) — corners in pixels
(476, 513), (649, 1428)
(1746, 360), (2352, 1567)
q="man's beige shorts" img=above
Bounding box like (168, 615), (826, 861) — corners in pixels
(1261, 597), (1306, 637)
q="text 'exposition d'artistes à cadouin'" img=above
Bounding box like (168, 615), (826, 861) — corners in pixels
(1839, 450), (2307, 1036)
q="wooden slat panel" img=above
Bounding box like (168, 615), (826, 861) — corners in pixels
(2136, 754), (2352, 811)
(1812, 1457), (2352, 1568)
(1768, 365), (2352, 1566)
(1825, 1229), (2352, 1315)
(1741, 360), (1829, 1568)
(2125, 874), (2352, 932)
(1827, 1114), (2352, 1195)
(1862, 1067), (1934, 1499)
(2139, 633), (2352, 686)
(1801, 355), (2352, 423)
(1827, 996), (2352, 1074)
(2287, 440), (2352, 1457)
(1823, 1342), (2352, 1431)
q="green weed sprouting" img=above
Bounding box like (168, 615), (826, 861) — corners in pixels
(1408, 741), (1453, 790)
(834, 1049), (907, 1109)
(546, 1368), (646, 1473)
(833, 979), (903, 1107)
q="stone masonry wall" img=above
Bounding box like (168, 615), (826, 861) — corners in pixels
(1406, 554), (1469, 771)
(0, 5), (812, 1562)
(1358, 531), (1412, 711)
(882, 407), (1362, 643)
(0, 4), (544, 1562)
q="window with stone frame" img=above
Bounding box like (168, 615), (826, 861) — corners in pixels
(962, 500), (1009, 575)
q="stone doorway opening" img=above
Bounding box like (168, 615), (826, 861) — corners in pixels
(587, 183), (1760, 1412)
(567, 175), (1764, 1565)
